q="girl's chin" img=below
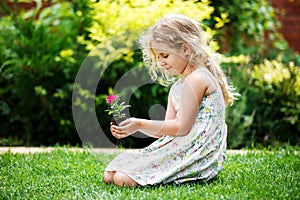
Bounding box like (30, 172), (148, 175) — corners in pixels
(167, 68), (179, 76)
(163, 67), (179, 76)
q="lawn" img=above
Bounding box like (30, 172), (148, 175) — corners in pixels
(0, 147), (299, 200)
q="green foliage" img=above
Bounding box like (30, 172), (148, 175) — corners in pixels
(222, 55), (253, 149)
(0, 0), (299, 148)
(248, 56), (300, 146)
(0, 0), (93, 145)
(226, 94), (254, 149)
(210, 0), (288, 58)
(0, 148), (299, 199)
(81, 0), (216, 50)
(210, 0), (299, 148)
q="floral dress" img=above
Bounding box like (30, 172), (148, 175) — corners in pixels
(105, 68), (227, 186)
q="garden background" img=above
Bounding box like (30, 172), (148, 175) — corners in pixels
(0, 0), (299, 149)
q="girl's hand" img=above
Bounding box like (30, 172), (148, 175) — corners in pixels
(110, 118), (140, 139)
(110, 124), (127, 139)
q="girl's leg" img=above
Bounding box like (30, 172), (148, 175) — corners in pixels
(113, 171), (139, 187)
(103, 171), (116, 184)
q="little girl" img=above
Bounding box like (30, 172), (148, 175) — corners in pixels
(104, 14), (239, 187)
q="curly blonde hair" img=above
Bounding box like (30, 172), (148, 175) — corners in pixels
(138, 14), (239, 105)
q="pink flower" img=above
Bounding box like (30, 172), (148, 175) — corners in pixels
(105, 93), (131, 120)
(106, 94), (119, 104)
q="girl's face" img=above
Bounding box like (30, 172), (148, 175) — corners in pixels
(151, 41), (190, 76)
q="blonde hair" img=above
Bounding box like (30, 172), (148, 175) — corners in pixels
(138, 14), (239, 105)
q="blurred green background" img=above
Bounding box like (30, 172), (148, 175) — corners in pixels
(0, 0), (299, 148)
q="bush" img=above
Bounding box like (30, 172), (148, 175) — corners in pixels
(1, 0), (299, 148)
(0, 0), (230, 147)
(210, 0), (288, 58)
(248, 56), (300, 146)
(0, 0), (92, 145)
(210, 0), (299, 148)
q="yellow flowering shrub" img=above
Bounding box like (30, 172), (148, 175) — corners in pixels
(250, 56), (300, 139)
(252, 58), (300, 96)
(79, 0), (226, 52)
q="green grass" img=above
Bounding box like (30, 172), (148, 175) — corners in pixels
(0, 147), (299, 200)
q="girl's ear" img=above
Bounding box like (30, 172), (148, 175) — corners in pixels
(182, 43), (192, 56)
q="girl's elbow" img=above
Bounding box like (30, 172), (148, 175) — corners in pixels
(176, 124), (193, 137)
(170, 121), (190, 137)
(163, 120), (191, 137)
(174, 127), (190, 137)
(177, 131), (189, 137)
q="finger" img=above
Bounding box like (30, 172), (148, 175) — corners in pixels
(113, 127), (128, 136)
(114, 125), (125, 132)
(111, 125), (119, 129)
(112, 131), (123, 139)
(111, 125), (120, 133)
(119, 118), (131, 126)
(111, 128), (117, 135)
(110, 126), (114, 132)
(116, 133), (128, 139)
(110, 127), (118, 134)
(113, 132), (123, 139)
(111, 127), (120, 136)
(111, 132), (118, 138)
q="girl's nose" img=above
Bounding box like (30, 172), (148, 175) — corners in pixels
(159, 59), (166, 66)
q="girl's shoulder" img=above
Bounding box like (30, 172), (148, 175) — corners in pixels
(186, 67), (209, 79)
(171, 67), (206, 91)
(185, 67), (219, 96)
(185, 67), (210, 85)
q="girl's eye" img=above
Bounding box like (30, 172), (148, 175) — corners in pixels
(157, 53), (169, 61)
(161, 54), (169, 58)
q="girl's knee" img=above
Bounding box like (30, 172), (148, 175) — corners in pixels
(113, 171), (126, 186)
(103, 171), (115, 184)
(113, 171), (138, 187)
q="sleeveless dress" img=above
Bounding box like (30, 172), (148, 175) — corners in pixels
(105, 68), (227, 186)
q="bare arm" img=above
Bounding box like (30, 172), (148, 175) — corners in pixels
(134, 93), (177, 138)
(110, 92), (176, 139)
(165, 93), (176, 120)
(111, 73), (208, 139)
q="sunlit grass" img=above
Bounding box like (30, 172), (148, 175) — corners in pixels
(0, 147), (299, 199)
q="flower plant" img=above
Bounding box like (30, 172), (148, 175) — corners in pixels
(105, 94), (131, 120)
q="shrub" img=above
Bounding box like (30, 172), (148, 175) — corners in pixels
(248, 56), (300, 146)
(0, 0), (92, 145)
(1, 0), (298, 148)
(210, 0), (288, 59)
(1, 0), (232, 147)
(210, 0), (299, 148)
